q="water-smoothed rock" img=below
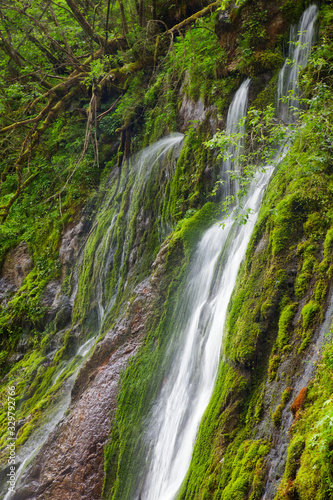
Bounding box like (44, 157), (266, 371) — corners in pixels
(179, 93), (217, 132)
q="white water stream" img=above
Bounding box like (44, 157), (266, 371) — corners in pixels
(277, 4), (318, 123)
(94, 133), (184, 330)
(142, 171), (273, 500)
(141, 5), (318, 500)
(140, 79), (269, 500)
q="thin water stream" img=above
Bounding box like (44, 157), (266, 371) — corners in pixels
(277, 4), (318, 123)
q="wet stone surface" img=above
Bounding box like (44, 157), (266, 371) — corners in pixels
(12, 277), (158, 500)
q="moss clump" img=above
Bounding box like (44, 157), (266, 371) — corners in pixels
(271, 192), (309, 256)
(247, 49), (284, 75)
(323, 227), (333, 258)
(284, 435), (306, 480)
(217, 439), (270, 500)
(282, 386), (293, 405)
(277, 303), (297, 349)
(273, 403), (284, 427)
(301, 301), (321, 330)
(272, 387), (292, 427)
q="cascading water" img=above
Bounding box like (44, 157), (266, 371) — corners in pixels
(277, 4), (318, 123)
(140, 6), (318, 500)
(0, 134), (184, 500)
(222, 78), (250, 195)
(92, 133), (184, 332)
(139, 79), (260, 500)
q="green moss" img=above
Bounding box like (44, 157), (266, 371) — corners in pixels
(284, 435), (306, 480)
(246, 384), (266, 426)
(314, 279), (328, 303)
(271, 192), (309, 256)
(277, 303), (297, 349)
(301, 301), (321, 330)
(272, 387), (292, 427)
(281, 0), (307, 23)
(218, 439), (270, 500)
(324, 227), (333, 258)
(251, 74), (279, 110)
(273, 403), (284, 427)
(246, 49), (284, 76)
(275, 341), (333, 499)
(282, 387), (292, 405)
(0, 331), (73, 463)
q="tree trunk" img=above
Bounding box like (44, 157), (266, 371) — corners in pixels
(118, 0), (129, 37)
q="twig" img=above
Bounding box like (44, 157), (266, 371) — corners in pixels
(97, 95), (121, 121)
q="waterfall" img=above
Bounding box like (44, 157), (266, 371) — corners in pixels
(141, 175), (272, 500)
(140, 80), (261, 500)
(222, 78), (250, 196)
(140, 6), (318, 500)
(93, 133), (184, 331)
(277, 4), (318, 123)
(0, 134), (184, 500)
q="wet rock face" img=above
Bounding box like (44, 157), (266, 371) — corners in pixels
(0, 243), (33, 306)
(14, 347), (136, 500)
(13, 277), (159, 500)
(178, 93), (217, 133)
(41, 219), (88, 327)
(59, 220), (85, 268)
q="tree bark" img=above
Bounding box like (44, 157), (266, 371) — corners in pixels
(118, 0), (129, 37)
(168, 1), (221, 34)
